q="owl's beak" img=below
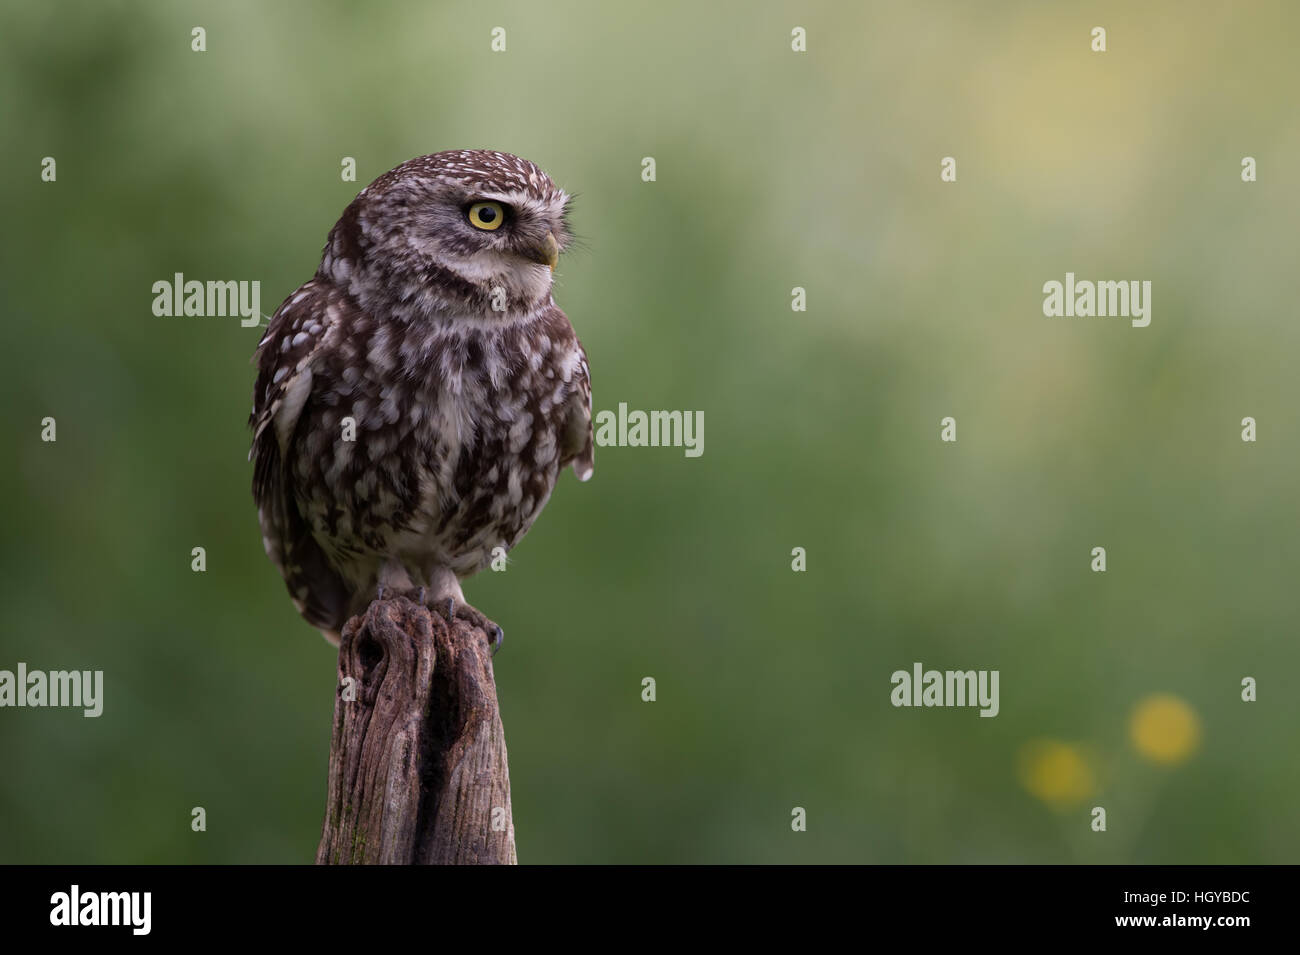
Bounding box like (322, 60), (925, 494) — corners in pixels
(524, 232), (560, 271)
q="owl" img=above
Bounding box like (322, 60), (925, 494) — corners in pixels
(249, 150), (593, 649)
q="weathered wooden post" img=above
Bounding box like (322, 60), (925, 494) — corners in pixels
(316, 596), (516, 864)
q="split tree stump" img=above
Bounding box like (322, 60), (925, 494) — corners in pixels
(316, 596), (516, 864)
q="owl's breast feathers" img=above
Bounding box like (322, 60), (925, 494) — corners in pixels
(250, 279), (592, 632)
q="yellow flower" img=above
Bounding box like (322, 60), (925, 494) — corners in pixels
(1130, 694), (1200, 765)
(1018, 740), (1094, 809)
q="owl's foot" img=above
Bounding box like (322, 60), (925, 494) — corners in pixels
(417, 589), (504, 656)
(447, 598), (505, 657)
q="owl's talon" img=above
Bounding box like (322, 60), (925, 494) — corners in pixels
(424, 596), (504, 656)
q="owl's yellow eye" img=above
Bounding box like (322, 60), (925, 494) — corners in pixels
(467, 201), (505, 231)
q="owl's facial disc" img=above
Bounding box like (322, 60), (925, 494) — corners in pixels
(460, 195), (562, 268)
(434, 191), (566, 304)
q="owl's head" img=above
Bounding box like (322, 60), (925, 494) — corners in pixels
(319, 150), (573, 324)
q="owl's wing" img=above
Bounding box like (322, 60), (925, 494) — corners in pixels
(560, 341), (594, 482)
(249, 279), (351, 637)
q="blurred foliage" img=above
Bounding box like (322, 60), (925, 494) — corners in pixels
(1, 0), (1298, 863)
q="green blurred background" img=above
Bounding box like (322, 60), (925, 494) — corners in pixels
(2, 0), (1297, 863)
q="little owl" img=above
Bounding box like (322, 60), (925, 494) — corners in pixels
(249, 150), (593, 649)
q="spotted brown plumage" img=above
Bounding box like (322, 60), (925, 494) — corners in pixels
(250, 151), (593, 645)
